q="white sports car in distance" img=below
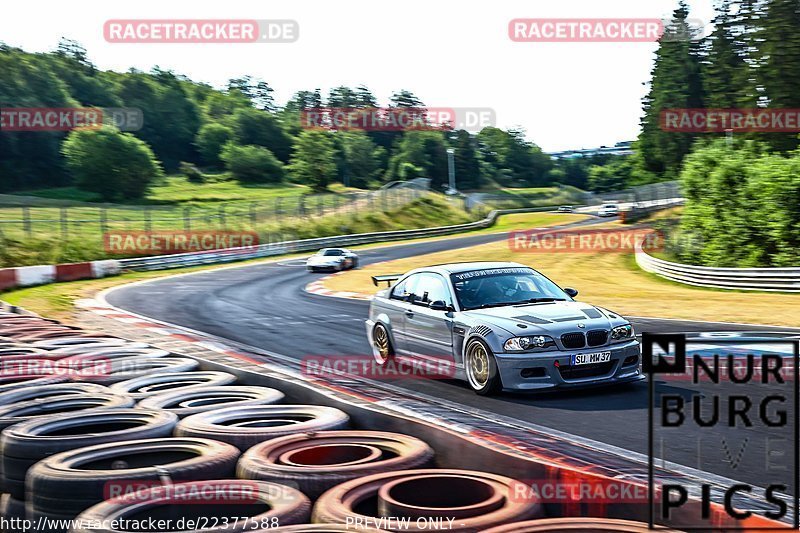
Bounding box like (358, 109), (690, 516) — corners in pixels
(306, 248), (359, 272)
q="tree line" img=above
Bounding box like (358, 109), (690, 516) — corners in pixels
(639, 0), (800, 267)
(0, 40), (558, 201)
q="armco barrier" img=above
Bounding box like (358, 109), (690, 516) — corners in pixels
(117, 207), (555, 272)
(0, 207), (552, 290)
(636, 244), (800, 292)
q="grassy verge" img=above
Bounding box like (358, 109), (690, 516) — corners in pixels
(323, 220), (800, 327)
(0, 192), (476, 267)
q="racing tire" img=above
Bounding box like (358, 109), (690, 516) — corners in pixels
(0, 409), (177, 499)
(31, 337), (134, 350)
(0, 375), (70, 394)
(0, 393), (135, 433)
(138, 385), (285, 417)
(48, 343), (151, 357)
(372, 323), (394, 366)
(55, 347), (170, 362)
(27, 438), (240, 518)
(0, 494), (25, 531)
(0, 383), (108, 406)
(175, 405), (350, 451)
(109, 371), (237, 400)
(480, 518), (684, 532)
(464, 338), (502, 396)
(312, 469), (543, 531)
(237, 430), (434, 499)
(70, 479), (310, 533)
(73, 357), (199, 385)
(0, 347), (46, 358)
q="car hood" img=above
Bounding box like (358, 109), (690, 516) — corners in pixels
(307, 256), (341, 265)
(462, 300), (627, 336)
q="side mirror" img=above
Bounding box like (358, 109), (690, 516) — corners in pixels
(429, 300), (450, 311)
(563, 287), (578, 298)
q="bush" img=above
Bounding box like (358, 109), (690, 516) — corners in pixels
(61, 126), (163, 201)
(195, 123), (233, 168)
(679, 139), (800, 267)
(220, 143), (285, 184)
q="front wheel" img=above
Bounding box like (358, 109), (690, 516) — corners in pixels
(372, 323), (394, 366)
(464, 338), (502, 396)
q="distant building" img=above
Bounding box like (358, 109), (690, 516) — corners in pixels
(547, 141), (634, 159)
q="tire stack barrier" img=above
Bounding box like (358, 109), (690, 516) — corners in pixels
(0, 308), (778, 532)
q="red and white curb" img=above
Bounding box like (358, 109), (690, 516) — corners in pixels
(0, 260), (120, 291)
(305, 275), (373, 301)
(302, 261), (401, 301)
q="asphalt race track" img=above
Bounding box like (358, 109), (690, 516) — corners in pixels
(107, 226), (800, 489)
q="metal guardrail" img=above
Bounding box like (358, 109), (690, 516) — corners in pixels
(119, 206), (556, 271)
(635, 245), (800, 293)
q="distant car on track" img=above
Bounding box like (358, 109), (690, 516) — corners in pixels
(306, 248), (359, 272)
(598, 203), (619, 217)
(557, 205), (574, 213)
(366, 262), (642, 395)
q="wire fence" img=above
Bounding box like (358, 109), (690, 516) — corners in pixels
(0, 187), (433, 243)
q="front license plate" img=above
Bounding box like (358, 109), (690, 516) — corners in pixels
(571, 351), (611, 365)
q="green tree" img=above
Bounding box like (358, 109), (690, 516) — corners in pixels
(587, 158), (631, 192)
(450, 130), (483, 190)
(638, 2), (705, 179)
(476, 127), (551, 187)
(220, 143), (285, 184)
(289, 131), (338, 191)
(228, 76), (276, 112)
(757, 0), (800, 151)
(336, 131), (386, 188)
(230, 108), (293, 162)
(388, 131), (449, 189)
(61, 127), (163, 201)
(195, 123), (233, 168)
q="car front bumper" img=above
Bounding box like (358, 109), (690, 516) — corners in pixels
(494, 339), (643, 391)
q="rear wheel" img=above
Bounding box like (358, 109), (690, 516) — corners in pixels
(372, 323), (394, 365)
(464, 338), (502, 396)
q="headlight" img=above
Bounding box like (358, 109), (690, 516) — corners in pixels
(610, 324), (634, 341)
(503, 335), (556, 352)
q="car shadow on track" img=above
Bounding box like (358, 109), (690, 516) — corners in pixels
(491, 380), (698, 412)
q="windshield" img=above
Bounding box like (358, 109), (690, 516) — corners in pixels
(322, 249), (344, 256)
(450, 267), (569, 310)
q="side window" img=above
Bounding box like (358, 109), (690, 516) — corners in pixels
(411, 274), (451, 306)
(390, 274), (418, 301)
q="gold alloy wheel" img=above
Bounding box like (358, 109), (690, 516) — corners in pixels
(374, 324), (391, 362)
(466, 340), (490, 389)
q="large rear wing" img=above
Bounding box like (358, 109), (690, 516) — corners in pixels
(371, 274), (402, 287)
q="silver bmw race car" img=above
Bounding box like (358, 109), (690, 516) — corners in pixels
(366, 261), (642, 395)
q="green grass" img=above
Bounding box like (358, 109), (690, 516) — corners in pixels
(0, 192), (479, 267)
(477, 185), (586, 209)
(13, 176), (362, 207)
